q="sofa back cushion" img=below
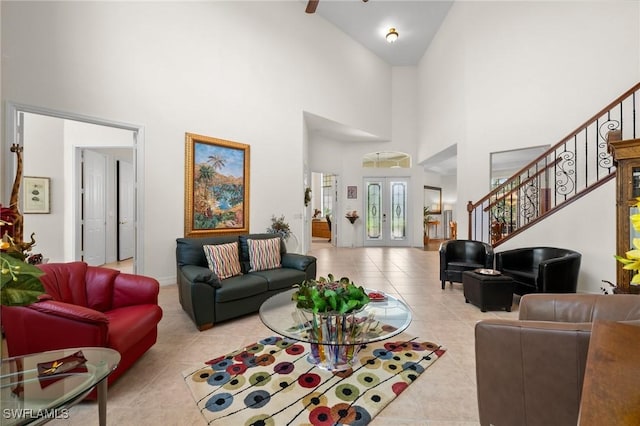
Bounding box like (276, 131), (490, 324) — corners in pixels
(37, 262), (120, 311)
(246, 237), (282, 272)
(203, 242), (243, 279)
(176, 236), (239, 268)
(37, 261), (90, 307)
(239, 234), (286, 272)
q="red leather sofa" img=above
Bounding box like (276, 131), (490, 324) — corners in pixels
(1, 261), (163, 392)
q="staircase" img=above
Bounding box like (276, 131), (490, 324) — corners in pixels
(468, 82), (640, 246)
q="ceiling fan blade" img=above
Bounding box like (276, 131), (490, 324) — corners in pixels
(306, 0), (319, 14)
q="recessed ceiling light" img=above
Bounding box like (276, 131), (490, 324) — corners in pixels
(386, 28), (398, 43)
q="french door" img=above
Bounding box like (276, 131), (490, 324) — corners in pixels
(364, 177), (410, 246)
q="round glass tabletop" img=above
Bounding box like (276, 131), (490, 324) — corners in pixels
(1, 347), (120, 426)
(259, 288), (412, 345)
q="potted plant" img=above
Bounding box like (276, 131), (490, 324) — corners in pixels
(292, 274), (369, 314)
(266, 214), (291, 240)
(611, 197), (640, 294)
(345, 210), (359, 224)
(423, 206), (432, 245)
(292, 274), (371, 370)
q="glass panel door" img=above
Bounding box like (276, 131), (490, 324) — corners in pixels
(364, 177), (410, 246)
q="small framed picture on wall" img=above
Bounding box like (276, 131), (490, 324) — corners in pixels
(347, 186), (357, 199)
(23, 176), (50, 214)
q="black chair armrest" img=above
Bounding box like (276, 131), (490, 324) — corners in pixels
(539, 254), (581, 293)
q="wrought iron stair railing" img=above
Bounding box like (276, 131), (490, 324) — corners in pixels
(468, 82), (640, 246)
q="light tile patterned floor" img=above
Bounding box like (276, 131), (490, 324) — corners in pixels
(48, 243), (519, 425)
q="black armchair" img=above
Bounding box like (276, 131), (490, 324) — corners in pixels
(439, 240), (494, 290)
(495, 246), (581, 295)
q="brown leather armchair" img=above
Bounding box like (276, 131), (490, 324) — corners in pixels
(475, 294), (640, 426)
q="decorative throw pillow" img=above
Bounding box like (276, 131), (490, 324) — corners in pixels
(203, 242), (242, 280)
(247, 238), (282, 272)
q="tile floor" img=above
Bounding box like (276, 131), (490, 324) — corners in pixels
(49, 242), (520, 425)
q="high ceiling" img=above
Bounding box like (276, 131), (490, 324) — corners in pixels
(303, 0), (456, 172)
(313, 0), (453, 66)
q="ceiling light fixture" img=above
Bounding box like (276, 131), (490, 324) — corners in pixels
(386, 28), (398, 43)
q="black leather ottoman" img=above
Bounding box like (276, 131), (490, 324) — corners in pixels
(462, 270), (514, 312)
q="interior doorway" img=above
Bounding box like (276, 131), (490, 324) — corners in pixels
(4, 102), (144, 273)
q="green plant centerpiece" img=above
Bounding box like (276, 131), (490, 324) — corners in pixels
(292, 274), (371, 371)
(292, 274), (369, 314)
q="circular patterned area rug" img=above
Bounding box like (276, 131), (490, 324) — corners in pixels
(182, 331), (445, 425)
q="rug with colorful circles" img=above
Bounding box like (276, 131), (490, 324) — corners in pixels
(182, 333), (446, 425)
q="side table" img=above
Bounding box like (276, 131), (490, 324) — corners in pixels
(462, 270), (514, 312)
(1, 347), (120, 426)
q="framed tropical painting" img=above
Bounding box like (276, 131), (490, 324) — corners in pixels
(184, 133), (250, 237)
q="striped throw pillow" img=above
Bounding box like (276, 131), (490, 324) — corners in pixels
(203, 242), (242, 280)
(247, 238), (281, 272)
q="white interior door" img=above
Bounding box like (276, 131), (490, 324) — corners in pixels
(118, 160), (135, 260)
(83, 149), (107, 265)
(364, 177), (410, 247)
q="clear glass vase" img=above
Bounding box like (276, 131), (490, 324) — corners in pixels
(302, 309), (367, 371)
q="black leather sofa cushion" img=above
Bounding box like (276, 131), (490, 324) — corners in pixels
(177, 236), (239, 268)
(251, 268), (307, 291)
(216, 274), (269, 303)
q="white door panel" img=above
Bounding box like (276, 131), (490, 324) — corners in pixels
(83, 150), (107, 266)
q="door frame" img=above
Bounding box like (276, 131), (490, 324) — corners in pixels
(117, 159), (135, 261)
(4, 102), (146, 274)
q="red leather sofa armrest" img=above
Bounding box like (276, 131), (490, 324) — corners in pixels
(2, 302), (109, 357)
(112, 272), (160, 308)
(29, 300), (109, 324)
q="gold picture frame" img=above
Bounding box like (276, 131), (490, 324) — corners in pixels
(23, 176), (51, 214)
(184, 133), (250, 237)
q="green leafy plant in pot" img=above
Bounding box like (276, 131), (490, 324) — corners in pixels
(292, 274), (369, 314)
(292, 274), (371, 370)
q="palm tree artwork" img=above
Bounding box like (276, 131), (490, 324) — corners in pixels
(193, 142), (245, 231)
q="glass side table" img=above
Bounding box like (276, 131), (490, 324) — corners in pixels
(1, 347), (120, 426)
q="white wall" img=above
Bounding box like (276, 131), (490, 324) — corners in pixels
(2, 1), (392, 283)
(418, 1), (640, 293)
(420, 1), (639, 224)
(5, 1), (639, 288)
(307, 67), (425, 248)
(497, 180), (616, 294)
(21, 114), (134, 263)
(22, 114), (65, 260)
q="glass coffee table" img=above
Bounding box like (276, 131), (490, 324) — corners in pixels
(0, 347), (120, 426)
(259, 288), (412, 371)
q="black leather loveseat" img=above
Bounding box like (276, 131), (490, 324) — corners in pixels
(495, 246), (581, 295)
(176, 233), (317, 330)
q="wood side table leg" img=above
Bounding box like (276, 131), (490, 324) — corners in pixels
(97, 378), (108, 426)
